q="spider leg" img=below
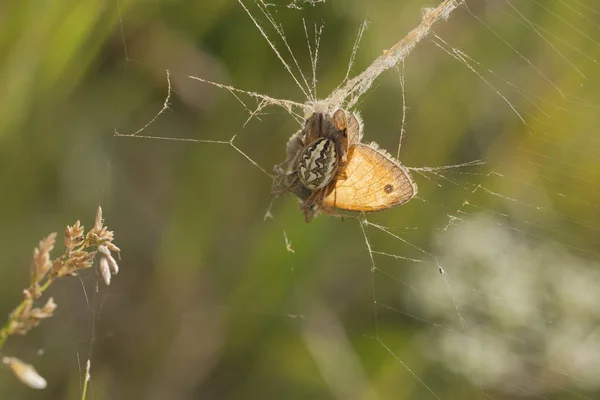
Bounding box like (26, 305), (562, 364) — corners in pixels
(318, 180), (345, 219)
(272, 168), (300, 197)
(317, 202), (343, 219)
(300, 189), (323, 222)
(335, 161), (348, 181)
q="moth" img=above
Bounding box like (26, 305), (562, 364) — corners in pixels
(273, 109), (416, 221)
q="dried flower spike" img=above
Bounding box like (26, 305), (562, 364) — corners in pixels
(7, 298), (57, 336)
(3, 357), (47, 389)
(99, 257), (111, 286)
(98, 247), (119, 286)
(97, 241), (119, 286)
(29, 298), (57, 320)
(98, 246), (119, 274)
(64, 221), (84, 252)
(86, 207), (118, 250)
(93, 206), (103, 233)
(30, 233), (57, 286)
(54, 251), (96, 278)
(0, 205), (122, 391)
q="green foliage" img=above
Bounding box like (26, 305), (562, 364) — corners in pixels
(1, 0), (599, 398)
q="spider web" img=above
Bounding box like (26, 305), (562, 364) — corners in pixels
(99, 0), (600, 399)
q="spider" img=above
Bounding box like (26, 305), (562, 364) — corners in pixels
(273, 109), (417, 222)
(272, 109), (349, 222)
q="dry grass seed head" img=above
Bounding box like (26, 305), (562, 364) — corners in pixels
(7, 298), (56, 336)
(2, 357), (47, 389)
(31, 233), (57, 285)
(64, 220), (84, 251)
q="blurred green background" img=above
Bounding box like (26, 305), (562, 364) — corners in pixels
(1, 0), (600, 399)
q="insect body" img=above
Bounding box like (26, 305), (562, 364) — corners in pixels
(297, 137), (338, 190)
(272, 110), (348, 222)
(273, 109), (416, 222)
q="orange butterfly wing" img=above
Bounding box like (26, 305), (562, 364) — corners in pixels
(322, 143), (417, 212)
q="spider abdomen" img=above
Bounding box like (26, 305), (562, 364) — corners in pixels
(297, 137), (338, 190)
